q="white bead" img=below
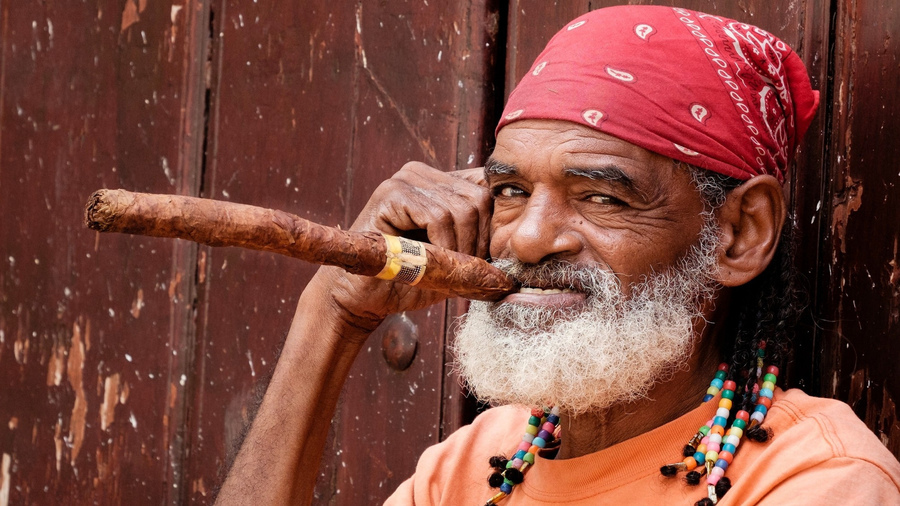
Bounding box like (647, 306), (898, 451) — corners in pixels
(716, 407), (730, 419)
(751, 411), (765, 423)
(726, 435), (741, 447)
(551, 406), (560, 416)
(708, 433), (723, 445)
(522, 433), (535, 443)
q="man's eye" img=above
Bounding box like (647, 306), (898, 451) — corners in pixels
(494, 185), (526, 198)
(587, 194), (623, 205)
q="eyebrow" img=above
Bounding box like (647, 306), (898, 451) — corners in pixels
(564, 166), (635, 190)
(484, 157), (517, 177)
(566, 166), (650, 201)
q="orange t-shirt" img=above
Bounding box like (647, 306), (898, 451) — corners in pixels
(386, 389), (900, 505)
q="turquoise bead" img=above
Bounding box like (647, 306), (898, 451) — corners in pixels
(711, 378), (724, 389)
(754, 405), (768, 415)
(713, 416), (727, 427)
(722, 443), (736, 454)
(759, 388), (774, 399)
(532, 437), (547, 448)
(514, 449), (527, 460)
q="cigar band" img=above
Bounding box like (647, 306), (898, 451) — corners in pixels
(376, 234), (427, 285)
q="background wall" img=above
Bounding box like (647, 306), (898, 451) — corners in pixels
(1, 0), (897, 504)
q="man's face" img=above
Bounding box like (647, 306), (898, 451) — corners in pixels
(453, 119), (721, 413)
(485, 119), (708, 299)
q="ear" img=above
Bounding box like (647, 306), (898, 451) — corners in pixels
(714, 175), (786, 287)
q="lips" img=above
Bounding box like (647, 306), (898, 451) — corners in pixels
(501, 285), (588, 309)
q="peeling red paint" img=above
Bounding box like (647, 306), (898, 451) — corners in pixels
(45, 341), (65, 386)
(890, 237), (900, 327)
(130, 288), (144, 319)
(100, 374), (121, 431)
(66, 320), (87, 466)
(1, 453), (11, 506)
(831, 175), (864, 254)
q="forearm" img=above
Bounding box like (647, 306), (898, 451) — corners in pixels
(215, 271), (379, 505)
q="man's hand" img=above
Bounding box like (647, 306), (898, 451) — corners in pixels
(215, 163), (492, 505)
(307, 162), (493, 335)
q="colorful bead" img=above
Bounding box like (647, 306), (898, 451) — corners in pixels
(721, 443), (736, 454)
(710, 378), (724, 390)
(525, 425), (538, 436)
(536, 430), (551, 440)
(759, 388), (774, 399)
(527, 415), (541, 426)
(532, 437), (546, 448)
(718, 398), (732, 410)
(522, 433), (534, 443)
(500, 483), (512, 494)
(530, 408), (544, 418)
(721, 389), (735, 400)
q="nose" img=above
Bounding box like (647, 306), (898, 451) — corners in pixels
(507, 194), (583, 264)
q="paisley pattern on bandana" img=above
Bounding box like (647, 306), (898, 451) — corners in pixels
(497, 5), (819, 182)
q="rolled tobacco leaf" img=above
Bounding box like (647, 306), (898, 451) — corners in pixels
(84, 189), (515, 301)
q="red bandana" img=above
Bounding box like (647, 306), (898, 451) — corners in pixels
(496, 6), (819, 182)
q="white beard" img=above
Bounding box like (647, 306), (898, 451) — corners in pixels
(452, 222), (720, 415)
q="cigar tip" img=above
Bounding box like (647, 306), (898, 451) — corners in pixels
(84, 189), (114, 231)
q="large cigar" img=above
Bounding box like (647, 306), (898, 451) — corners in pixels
(84, 189), (515, 301)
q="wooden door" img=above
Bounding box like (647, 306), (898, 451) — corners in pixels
(1, 1), (898, 504)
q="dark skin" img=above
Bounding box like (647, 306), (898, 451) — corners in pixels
(215, 119), (786, 504)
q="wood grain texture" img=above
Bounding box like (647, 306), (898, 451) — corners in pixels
(819, 0), (900, 456)
(0, 0), (207, 504)
(183, 1), (500, 504)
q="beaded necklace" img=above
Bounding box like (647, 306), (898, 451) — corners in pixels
(485, 406), (561, 505)
(482, 356), (779, 506)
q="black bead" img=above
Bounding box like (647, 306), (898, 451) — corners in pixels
(504, 468), (524, 484)
(682, 444), (697, 457)
(695, 498), (715, 506)
(660, 465), (679, 477)
(488, 472), (504, 488)
(685, 471), (702, 486)
(488, 455), (508, 469)
(715, 476), (732, 498)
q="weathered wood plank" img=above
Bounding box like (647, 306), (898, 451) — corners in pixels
(0, 0), (207, 504)
(186, 1), (497, 503)
(820, 0), (900, 456)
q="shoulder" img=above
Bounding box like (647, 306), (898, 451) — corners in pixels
(385, 405), (529, 506)
(723, 388), (900, 505)
(768, 388), (898, 465)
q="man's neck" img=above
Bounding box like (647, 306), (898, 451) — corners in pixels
(554, 315), (727, 460)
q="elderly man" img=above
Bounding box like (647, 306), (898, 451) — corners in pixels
(216, 5), (900, 505)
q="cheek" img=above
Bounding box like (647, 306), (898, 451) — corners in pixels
(488, 220), (512, 258)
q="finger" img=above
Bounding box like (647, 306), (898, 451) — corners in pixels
(452, 167), (488, 188)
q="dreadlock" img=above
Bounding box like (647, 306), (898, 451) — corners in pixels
(684, 165), (801, 504)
